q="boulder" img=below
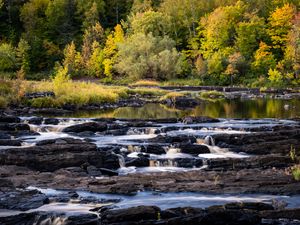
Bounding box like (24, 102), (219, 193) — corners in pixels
(62, 122), (108, 133)
(102, 206), (160, 223)
(0, 139), (120, 171)
(0, 189), (48, 211)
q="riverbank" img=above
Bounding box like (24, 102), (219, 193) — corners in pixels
(0, 113), (300, 224)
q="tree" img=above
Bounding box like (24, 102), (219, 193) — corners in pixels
(86, 41), (104, 77)
(251, 42), (276, 75)
(102, 24), (124, 79)
(284, 12), (300, 80)
(62, 41), (82, 76)
(129, 10), (171, 37)
(82, 22), (105, 63)
(236, 14), (267, 59)
(267, 3), (296, 59)
(131, 0), (152, 14)
(16, 38), (31, 73)
(0, 42), (16, 71)
(225, 52), (246, 85)
(115, 32), (182, 80)
(200, 2), (246, 59)
(45, 0), (77, 46)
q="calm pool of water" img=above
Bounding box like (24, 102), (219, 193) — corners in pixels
(66, 98), (300, 119)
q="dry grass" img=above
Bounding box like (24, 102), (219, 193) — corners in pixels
(131, 80), (160, 87)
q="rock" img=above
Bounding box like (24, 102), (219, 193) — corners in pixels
(44, 118), (59, 125)
(102, 206), (160, 224)
(0, 139), (22, 146)
(181, 116), (220, 124)
(28, 117), (43, 125)
(163, 97), (199, 108)
(139, 144), (167, 155)
(98, 168), (118, 176)
(260, 208), (300, 220)
(0, 139), (120, 171)
(125, 157), (149, 167)
(87, 165), (102, 177)
(203, 208), (260, 225)
(24, 91), (55, 99)
(0, 123), (30, 131)
(62, 122), (108, 133)
(0, 115), (21, 123)
(179, 144), (210, 155)
(223, 202), (274, 211)
(0, 189), (48, 211)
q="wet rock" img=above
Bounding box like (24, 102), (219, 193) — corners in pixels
(0, 123), (30, 131)
(0, 140), (120, 171)
(181, 116), (220, 124)
(206, 156), (293, 171)
(98, 168), (118, 176)
(44, 118), (59, 125)
(202, 208), (260, 225)
(0, 139), (22, 146)
(27, 117), (43, 125)
(260, 209), (300, 220)
(140, 144), (166, 155)
(62, 122), (108, 133)
(0, 189), (48, 211)
(86, 165), (102, 177)
(125, 157), (149, 167)
(149, 135), (197, 144)
(163, 96), (199, 108)
(179, 144), (210, 155)
(102, 206), (160, 224)
(223, 202), (274, 211)
(0, 115), (21, 123)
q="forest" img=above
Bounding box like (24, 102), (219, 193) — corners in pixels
(0, 0), (300, 87)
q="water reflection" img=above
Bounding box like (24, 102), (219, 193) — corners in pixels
(68, 99), (300, 119)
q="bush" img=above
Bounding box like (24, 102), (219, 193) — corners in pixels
(199, 91), (225, 99)
(28, 97), (60, 108)
(0, 43), (16, 71)
(0, 96), (7, 108)
(160, 92), (185, 101)
(292, 166), (300, 181)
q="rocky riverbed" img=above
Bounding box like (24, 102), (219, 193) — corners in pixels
(1, 92), (300, 225)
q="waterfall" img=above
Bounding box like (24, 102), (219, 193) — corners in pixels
(33, 215), (67, 225)
(166, 147), (181, 155)
(204, 136), (215, 146)
(117, 154), (126, 168)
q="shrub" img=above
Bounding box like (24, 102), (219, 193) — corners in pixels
(28, 97), (60, 108)
(199, 91), (225, 99)
(0, 43), (16, 71)
(0, 96), (7, 108)
(160, 92), (185, 101)
(292, 166), (300, 181)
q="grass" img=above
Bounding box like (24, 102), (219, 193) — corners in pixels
(162, 78), (203, 86)
(199, 90), (225, 99)
(292, 166), (300, 181)
(159, 92), (186, 101)
(24, 81), (129, 108)
(128, 87), (168, 97)
(131, 80), (160, 87)
(0, 96), (7, 108)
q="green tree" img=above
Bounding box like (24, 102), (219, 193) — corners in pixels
(115, 32), (182, 80)
(82, 22), (105, 64)
(103, 24), (124, 79)
(236, 14), (267, 59)
(129, 11), (171, 37)
(251, 42), (276, 75)
(267, 3), (296, 59)
(16, 38), (31, 73)
(0, 42), (16, 71)
(86, 41), (104, 77)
